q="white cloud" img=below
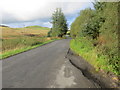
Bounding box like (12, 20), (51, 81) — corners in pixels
(1, 0), (93, 24)
(43, 22), (52, 27)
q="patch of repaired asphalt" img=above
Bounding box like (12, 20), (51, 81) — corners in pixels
(49, 62), (76, 88)
(48, 59), (99, 88)
(55, 65), (76, 88)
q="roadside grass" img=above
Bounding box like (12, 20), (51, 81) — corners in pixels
(70, 37), (119, 75)
(1, 39), (58, 59)
(1, 26), (61, 59)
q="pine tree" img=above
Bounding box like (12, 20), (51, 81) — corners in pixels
(49, 8), (68, 37)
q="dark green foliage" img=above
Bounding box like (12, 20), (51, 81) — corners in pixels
(70, 2), (119, 75)
(82, 16), (105, 39)
(70, 8), (95, 38)
(97, 2), (119, 74)
(49, 8), (68, 37)
(47, 28), (52, 37)
(93, 2), (106, 11)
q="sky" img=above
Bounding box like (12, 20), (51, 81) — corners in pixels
(1, 0), (94, 28)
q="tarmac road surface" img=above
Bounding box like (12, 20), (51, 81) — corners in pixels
(2, 39), (100, 88)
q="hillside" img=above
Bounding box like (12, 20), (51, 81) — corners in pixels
(1, 25), (52, 58)
(0, 25), (9, 27)
(25, 25), (50, 30)
(1, 25), (50, 39)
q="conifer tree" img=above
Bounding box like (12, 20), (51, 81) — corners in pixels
(49, 8), (68, 37)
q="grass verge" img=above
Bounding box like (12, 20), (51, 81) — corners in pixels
(1, 39), (59, 59)
(70, 37), (119, 75)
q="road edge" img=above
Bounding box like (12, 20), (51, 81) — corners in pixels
(66, 49), (120, 89)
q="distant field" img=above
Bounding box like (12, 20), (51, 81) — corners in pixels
(2, 26), (50, 39)
(0, 26), (58, 58)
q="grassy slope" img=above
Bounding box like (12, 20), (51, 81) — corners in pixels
(70, 38), (113, 73)
(1, 26), (60, 59)
(25, 25), (50, 30)
(2, 26), (50, 38)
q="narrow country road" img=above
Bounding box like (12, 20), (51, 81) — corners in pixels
(2, 39), (100, 88)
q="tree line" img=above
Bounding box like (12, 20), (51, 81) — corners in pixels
(70, 2), (119, 75)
